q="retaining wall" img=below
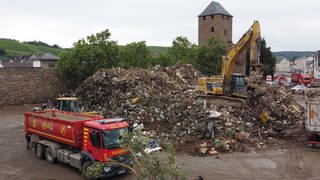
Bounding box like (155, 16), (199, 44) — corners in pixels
(0, 68), (66, 106)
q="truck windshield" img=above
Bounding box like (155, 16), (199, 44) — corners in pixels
(103, 128), (128, 149)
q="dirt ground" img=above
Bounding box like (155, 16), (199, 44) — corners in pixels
(1, 104), (320, 180)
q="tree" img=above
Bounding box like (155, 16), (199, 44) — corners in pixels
(196, 37), (227, 75)
(167, 36), (198, 65)
(58, 29), (119, 86)
(260, 38), (276, 77)
(119, 41), (152, 68)
(0, 48), (6, 56)
(151, 53), (172, 67)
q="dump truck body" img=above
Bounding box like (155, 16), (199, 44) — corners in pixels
(24, 110), (131, 178)
(24, 110), (100, 148)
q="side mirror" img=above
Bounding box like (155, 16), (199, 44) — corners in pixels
(90, 130), (101, 148)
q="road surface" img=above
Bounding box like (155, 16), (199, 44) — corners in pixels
(1, 105), (320, 180)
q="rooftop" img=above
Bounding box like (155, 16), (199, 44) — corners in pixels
(199, 1), (232, 17)
(41, 53), (59, 61)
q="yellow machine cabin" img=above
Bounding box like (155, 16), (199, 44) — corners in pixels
(56, 97), (103, 117)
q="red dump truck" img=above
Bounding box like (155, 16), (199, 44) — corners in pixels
(291, 73), (313, 86)
(24, 110), (131, 179)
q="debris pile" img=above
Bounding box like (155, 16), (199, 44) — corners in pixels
(76, 64), (207, 137)
(76, 65), (304, 155)
(204, 86), (304, 154)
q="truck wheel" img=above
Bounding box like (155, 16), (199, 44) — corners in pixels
(45, 147), (56, 163)
(82, 161), (94, 180)
(35, 144), (45, 159)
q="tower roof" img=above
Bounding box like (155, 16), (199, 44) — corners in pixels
(198, 1), (232, 17)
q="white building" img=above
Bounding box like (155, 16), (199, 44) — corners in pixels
(292, 56), (314, 74)
(276, 58), (291, 72)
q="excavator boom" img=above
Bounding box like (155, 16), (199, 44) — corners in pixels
(222, 20), (260, 87)
(198, 20), (261, 96)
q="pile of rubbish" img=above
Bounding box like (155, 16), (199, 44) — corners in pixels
(76, 65), (304, 155)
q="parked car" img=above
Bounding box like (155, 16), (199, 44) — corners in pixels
(308, 79), (320, 88)
(291, 84), (306, 94)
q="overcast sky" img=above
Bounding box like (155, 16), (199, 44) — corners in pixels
(1, 0), (319, 51)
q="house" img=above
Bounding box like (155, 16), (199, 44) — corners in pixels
(276, 58), (291, 72)
(0, 55), (34, 68)
(0, 53), (59, 68)
(39, 53), (59, 69)
(293, 56), (314, 74)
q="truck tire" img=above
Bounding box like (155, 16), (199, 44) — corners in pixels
(45, 147), (56, 163)
(35, 144), (45, 159)
(82, 161), (95, 180)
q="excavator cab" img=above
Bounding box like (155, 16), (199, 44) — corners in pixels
(229, 74), (247, 94)
(57, 97), (80, 113)
(56, 97), (103, 117)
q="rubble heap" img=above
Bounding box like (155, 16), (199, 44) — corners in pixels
(208, 86), (304, 153)
(76, 64), (208, 137)
(76, 65), (304, 154)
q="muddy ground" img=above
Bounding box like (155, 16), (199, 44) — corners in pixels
(1, 104), (320, 180)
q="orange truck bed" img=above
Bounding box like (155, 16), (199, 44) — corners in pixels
(24, 110), (103, 148)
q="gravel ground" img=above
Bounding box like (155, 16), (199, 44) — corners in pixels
(1, 105), (320, 180)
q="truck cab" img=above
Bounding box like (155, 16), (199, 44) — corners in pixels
(82, 119), (130, 162)
(81, 119), (131, 177)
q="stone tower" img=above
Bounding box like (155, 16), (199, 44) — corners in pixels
(198, 1), (233, 46)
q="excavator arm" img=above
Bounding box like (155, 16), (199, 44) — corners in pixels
(197, 20), (261, 96)
(221, 20), (261, 87)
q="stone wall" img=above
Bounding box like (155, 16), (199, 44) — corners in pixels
(0, 68), (66, 106)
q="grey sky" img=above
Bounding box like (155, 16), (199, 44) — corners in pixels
(1, 0), (319, 51)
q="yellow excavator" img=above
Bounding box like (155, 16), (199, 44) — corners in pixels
(198, 20), (261, 96)
(56, 97), (103, 117)
(198, 20), (269, 122)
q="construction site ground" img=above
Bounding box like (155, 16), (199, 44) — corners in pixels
(1, 102), (320, 180)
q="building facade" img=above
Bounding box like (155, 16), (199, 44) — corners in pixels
(0, 53), (59, 68)
(198, 1), (233, 46)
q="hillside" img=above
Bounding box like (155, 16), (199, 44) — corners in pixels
(0, 38), (64, 57)
(273, 51), (315, 60)
(147, 46), (169, 54)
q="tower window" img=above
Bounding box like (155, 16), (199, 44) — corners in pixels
(203, 16), (206, 20)
(222, 15), (224, 19)
(211, 15), (214, 19)
(224, 29), (227, 35)
(211, 27), (215, 32)
(227, 16), (230, 20)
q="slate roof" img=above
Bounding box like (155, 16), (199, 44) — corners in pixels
(0, 54), (39, 68)
(1, 60), (33, 68)
(41, 53), (59, 61)
(199, 1), (232, 17)
(29, 54), (39, 61)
